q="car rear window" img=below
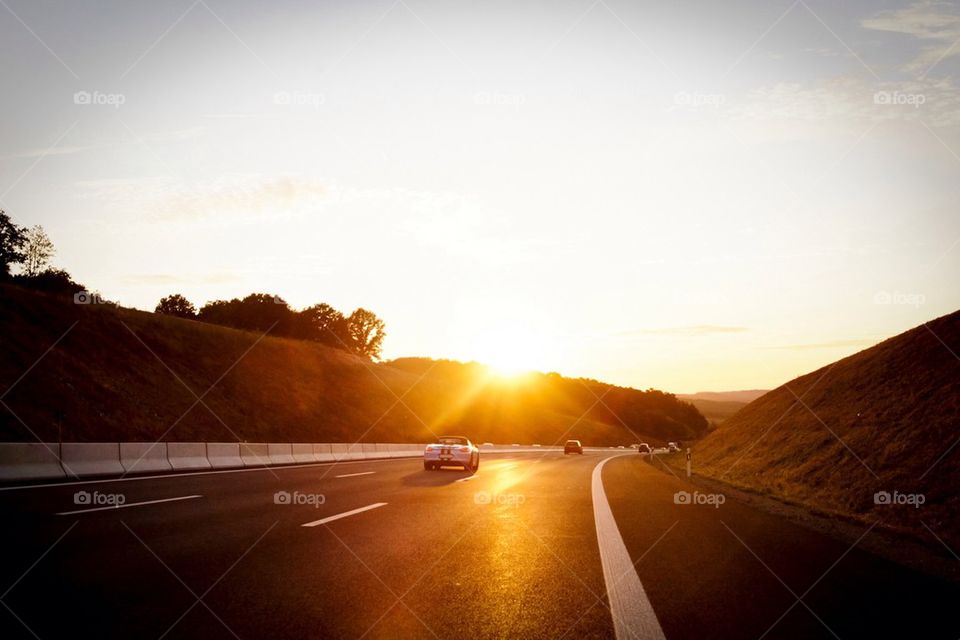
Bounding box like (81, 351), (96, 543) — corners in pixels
(439, 437), (467, 445)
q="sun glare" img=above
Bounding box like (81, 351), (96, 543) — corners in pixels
(471, 329), (548, 380)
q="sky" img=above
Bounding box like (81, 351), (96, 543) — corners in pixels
(1, 0), (959, 393)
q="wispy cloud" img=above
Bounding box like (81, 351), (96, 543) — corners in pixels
(619, 325), (749, 337)
(862, 1), (960, 74)
(74, 174), (327, 221)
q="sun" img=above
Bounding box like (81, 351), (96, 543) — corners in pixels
(470, 328), (549, 380)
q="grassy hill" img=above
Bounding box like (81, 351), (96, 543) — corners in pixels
(0, 285), (707, 446)
(693, 309), (960, 547)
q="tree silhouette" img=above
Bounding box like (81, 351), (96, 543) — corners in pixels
(199, 293), (294, 334)
(347, 308), (386, 359)
(22, 225), (55, 277)
(0, 210), (26, 278)
(156, 294), (197, 319)
(297, 303), (351, 347)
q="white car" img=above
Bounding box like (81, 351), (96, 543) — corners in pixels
(424, 436), (480, 471)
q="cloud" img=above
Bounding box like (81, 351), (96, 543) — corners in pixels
(729, 75), (960, 128)
(862, 1), (960, 74)
(619, 325), (749, 337)
(74, 175), (327, 221)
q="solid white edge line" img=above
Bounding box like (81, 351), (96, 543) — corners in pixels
(592, 455), (667, 640)
(335, 471), (376, 478)
(56, 494), (202, 516)
(301, 502), (388, 527)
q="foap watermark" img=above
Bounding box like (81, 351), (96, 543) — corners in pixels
(474, 490), (525, 507)
(474, 90), (526, 110)
(874, 290), (925, 308)
(873, 90), (925, 109)
(673, 490), (725, 508)
(274, 490), (325, 508)
(73, 90), (126, 108)
(273, 90), (325, 109)
(74, 290), (110, 305)
(874, 490), (925, 509)
(673, 91), (726, 109)
(74, 490), (126, 507)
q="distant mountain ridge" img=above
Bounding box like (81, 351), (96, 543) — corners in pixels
(678, 390), (769, 403)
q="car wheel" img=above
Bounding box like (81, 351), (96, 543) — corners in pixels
(473, 453), (480, 471)
(424, 461), (433, 471)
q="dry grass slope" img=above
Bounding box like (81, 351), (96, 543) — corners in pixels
(694, 309), (960, 548)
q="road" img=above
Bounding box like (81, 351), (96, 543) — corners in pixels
(0, 451), (956, 639)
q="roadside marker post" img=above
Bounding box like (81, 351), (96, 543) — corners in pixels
(686, 448), (691, 478)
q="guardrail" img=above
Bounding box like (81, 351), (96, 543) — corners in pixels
(0, 442), (427, 482)
(0, 442), (638, 482)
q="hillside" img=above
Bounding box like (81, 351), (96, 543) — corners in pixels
(0, 285), (707, 445)
(693, 309), (960, 547)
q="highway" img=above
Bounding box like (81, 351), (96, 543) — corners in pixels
(0, 451), (956, 639)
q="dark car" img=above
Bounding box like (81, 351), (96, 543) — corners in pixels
(564, 439), (583, 455)
(637, 443), (652, 454)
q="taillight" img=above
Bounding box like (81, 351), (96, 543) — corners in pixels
(459, 446), (470, 452)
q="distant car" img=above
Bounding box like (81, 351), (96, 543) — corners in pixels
(532, 444), (542, 447)
(617, 445), (625, 449)
(482, 442), (494, 447)
(667, 442), (680, 453)
(637, 443), (652, 454)
(564, 439), (583, 455)
(424, 436), (479, 471)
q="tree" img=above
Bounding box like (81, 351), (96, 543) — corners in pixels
(0, 210), (26, 278)
(296, 303), (351, 348)
(155, 294), (197, 319)
(13, 268), (84, 296)
(198, 293), (295, 333)
(347, 308), (386, 359)
(22, 225), (55, 277)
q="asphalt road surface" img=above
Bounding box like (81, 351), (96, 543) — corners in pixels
(0, 451), (956, 639)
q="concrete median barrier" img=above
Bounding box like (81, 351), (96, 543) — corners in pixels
(120, 443), (172, 474)
(361, 443), (377, 459)
(314, 443), (335, 462)
(374, 443), (395, 458)
(340, 443), (363, 461)
(291, 443), (316, 464)
(207, 442), (243, 469)
(167, 442), (211, 470)
(61, 442), (124, 478)
(268, 443), (295, 465)
(390, 443), (415, 458)
(329, 443), (350, 461)
(0, 443), (65, 480)
(240, 443), (271, 467)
